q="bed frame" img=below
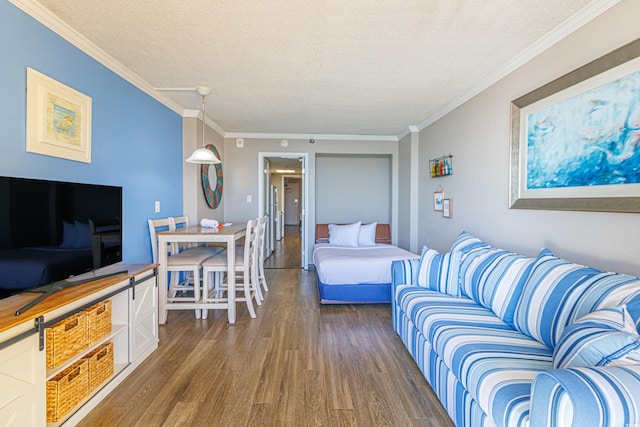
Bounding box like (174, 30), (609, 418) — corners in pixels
(314, 223), (393, 304)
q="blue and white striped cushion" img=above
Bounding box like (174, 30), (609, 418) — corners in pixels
(450, 230), (490, 254)
(570, 272), (640, 331)
(397, 287), (547, 426)
(416, 247), (461, 296)
(415, 231), (490, 297)
(553, 305), (640, 369)
(512, 251), (602, 348)
(530, 366), (640, 427)
(427, 313), (552, 427)
(460, 247), (536, 327)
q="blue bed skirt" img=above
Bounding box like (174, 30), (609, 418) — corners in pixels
(315, 270), (391, 304)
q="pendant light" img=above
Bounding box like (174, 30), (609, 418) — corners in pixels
(186, 86), (221, 164)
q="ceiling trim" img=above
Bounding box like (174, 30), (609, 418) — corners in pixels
(10, 0), (620, 142)
(415, 0), (621, 132)
(9, 0), (186, 116)
(224, 132), (398, 142)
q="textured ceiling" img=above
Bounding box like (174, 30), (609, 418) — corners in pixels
(32, 0), (605, 138)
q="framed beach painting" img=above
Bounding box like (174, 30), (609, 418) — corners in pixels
(26, 67), (92, 163)
(510, 39), (640, 213)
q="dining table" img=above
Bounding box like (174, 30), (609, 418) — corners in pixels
(156, 222), (246, 324)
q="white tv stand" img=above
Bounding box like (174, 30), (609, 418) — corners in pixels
(0, 264), (158, 426)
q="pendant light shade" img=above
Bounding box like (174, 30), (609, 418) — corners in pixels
(186, 147), (221, 164)
(186, 86), (221, 164)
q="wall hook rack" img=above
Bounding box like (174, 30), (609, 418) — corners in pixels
(429, 154), (453, 177)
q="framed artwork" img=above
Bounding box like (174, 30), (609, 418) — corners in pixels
(26, 67), (92, 163)
(510, 38), (640, 213)
(201, 144), (224, 208)
(443, 199), (452, 218)
(433, 190), (444, 211)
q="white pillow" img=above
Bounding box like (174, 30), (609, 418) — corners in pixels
(328, 222), (361, 247)
(358, 222), (378, 246)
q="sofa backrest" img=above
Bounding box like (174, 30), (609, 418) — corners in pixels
(416, 231), (489, 297)
(459, 246), (537, 328)
(512, 250), (640, 349)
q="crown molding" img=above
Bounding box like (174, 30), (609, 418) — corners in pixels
(415, 0), (621, 132)
(9, 0), (186, 116)
(183, 109), (200, 118)
(223, 132), (398, 142)
(12, 0), (616, 141)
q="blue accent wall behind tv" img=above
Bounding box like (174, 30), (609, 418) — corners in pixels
(0, 1), (183, 264)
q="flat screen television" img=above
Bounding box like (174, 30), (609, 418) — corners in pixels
(0, 176), (122, 299)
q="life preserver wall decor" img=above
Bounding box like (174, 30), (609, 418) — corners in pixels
(200, 144), (223, 208)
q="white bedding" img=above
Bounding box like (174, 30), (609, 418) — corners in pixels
(313, 243), (418, 285)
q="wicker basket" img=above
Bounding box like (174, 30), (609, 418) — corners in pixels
(46, 359), (90, 422)
(86, 342), (114, 392)
(86, 299), (112, 345)
(46, 312), (89, 369)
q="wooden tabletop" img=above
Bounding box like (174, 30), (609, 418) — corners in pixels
(157, 222), (247, 236)
(0, 264), (156, 334)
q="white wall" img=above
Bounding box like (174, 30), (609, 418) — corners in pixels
(417, 0), (640, 276)
(397, 133), (412, 251)
(315, 154), (391, 224)
(183, 117), (226, 225)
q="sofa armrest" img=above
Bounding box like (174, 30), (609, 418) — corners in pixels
(391, 259), (420, 289)
(530, 366), (640, 427)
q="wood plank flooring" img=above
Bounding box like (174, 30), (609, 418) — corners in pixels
(79, 231), (453, 426)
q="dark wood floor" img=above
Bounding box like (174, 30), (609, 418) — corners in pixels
(264, 225), (302, 269)
(79, 228), (453, 426)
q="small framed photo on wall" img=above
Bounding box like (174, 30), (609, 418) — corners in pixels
(443, 199), (452, 218)
(433, 191), (444, 211)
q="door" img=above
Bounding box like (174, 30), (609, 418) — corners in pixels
(269, 186), (278, 247)
(284, 180), (301, 226)
(130, 274), (158, 362)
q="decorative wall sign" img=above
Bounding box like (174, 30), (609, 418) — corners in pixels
(443, 199), (452, 218)
(510, 38), (640, 213)
(26, 67), (92, 163)
(433, 187), (444, 211)
(201, 144), (223, 208)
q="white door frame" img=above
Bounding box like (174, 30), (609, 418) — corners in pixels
(258, 152), (309, 268)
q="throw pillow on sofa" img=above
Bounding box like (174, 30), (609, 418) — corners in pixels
(553, 305), (640, 368)
(416, 231), (489, 297)
(512, 249), (603, 348)
(459, 247), (537, 328)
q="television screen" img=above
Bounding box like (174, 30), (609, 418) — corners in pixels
(0, 176), (122, 298)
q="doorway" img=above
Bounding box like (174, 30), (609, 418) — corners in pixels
(283, 177), (301, 226)
(258, 152), (309, 269)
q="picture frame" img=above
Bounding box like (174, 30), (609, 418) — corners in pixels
(26, 67), (92, 163)
(433, 190), (444, 211)
(443, 199), (452, 218)
(510, 38), (640, 213)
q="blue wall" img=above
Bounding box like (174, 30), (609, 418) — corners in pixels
(1, 2), (184, 264)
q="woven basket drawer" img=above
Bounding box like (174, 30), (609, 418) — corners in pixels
(86, 299), (112, 345)
(46, 359), (90, 422)
(46, 312), (88, 369)
(86, 341), (114, 392)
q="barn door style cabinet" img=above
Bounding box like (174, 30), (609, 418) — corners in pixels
(0, 264), (158, 426)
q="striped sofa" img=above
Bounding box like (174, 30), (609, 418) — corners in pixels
(391, 231), (640, 427)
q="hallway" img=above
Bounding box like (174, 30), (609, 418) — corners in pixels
(264, 225), (301, 269)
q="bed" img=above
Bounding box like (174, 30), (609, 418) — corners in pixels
(0, 246), (93, 292)
(313, 223), (418, 304)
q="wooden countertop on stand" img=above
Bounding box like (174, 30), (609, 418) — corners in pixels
(0, 263), (157, 334)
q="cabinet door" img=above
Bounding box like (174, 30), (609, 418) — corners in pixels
(0, 333), (46, 427)
(130, 276), (158, 362)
